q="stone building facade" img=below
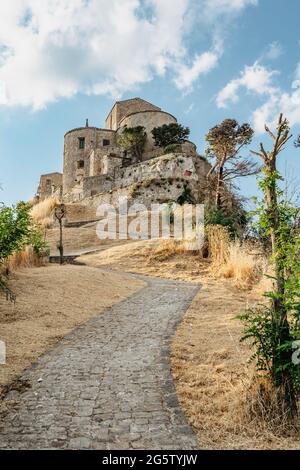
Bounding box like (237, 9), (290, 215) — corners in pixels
(37, 172), (63, 200)
(37, 97), (208, 205)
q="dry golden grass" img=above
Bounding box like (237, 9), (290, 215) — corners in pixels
(4, 246), (46, 273)
(207, 224), (230, 265)
(207, 225), (265, 289)
(171, 279), (300, 449)
(147, 239), (191, 262)
(217, 240), (261, 287)
(80, 239), (210, 282)
(30, 197), (59, 227)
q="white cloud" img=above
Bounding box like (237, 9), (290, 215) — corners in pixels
(216, 62), (278, 108)
(199, 0), (257, 21)
(292, 62), (300, 89)
(0, 0), (259, 109)
(218, 59), (300, 133)
(251, 59), (300, 133)
(264, 41), (283, 60)
(174, 45), (222, 91)
(0, 0), (190, 109)
(184, 103), (194, 114)
(252, 88), (300, 133)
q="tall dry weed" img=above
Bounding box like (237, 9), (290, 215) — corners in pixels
(30, 197), (59, 227)
(207, 225), (264, 289)
(3, 246), (46, 272)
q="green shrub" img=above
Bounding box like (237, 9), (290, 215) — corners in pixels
(163, 143), (181, 154)
(152, 123), (190, 148)
(0, 202), (48, 264)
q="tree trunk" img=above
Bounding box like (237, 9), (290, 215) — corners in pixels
(265, 159), (298, 418)
(215, 164), (224, 209)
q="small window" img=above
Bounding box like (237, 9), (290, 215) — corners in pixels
(103, 139), (110, 146)
(46, 179), (51, 186)
(78, 137), (85, 149)
(77, 160), (84, 169)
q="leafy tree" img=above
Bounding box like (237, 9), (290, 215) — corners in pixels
(151, 123), (190, 149)
(206, 119), (258, 210)
(204, 202), (247, 237)
(0, 202), (31, 262)
(0, 202), (47, 264)
(240, 115), (300, 419)
(117, 126), (147, 162)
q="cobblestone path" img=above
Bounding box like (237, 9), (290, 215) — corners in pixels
(0, 273), (200, 449)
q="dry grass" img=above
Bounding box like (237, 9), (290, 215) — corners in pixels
(207, 225), (265, 289)
(240, 375), (300, 437)
(4, 246), (46, 273)
(207, 225), (230, 265)
(147, 239), (191, 262)
(217, 240), (261, 287)
(171, 279), (300, 449)
(80, 239), (210, 282)
(30, 197), (59, 227)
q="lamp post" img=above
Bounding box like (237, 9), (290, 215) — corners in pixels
(54, 204), (66, 265)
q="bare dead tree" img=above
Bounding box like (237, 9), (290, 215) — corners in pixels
(251, 114), (298, 417)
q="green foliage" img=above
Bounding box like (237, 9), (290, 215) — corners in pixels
(163, 143), (181, 154)
(204, 201), (248, 237)
(240, 115), (300, 415)
(0, 202), (31, 262)
(151, 123), (190, 148)
(0, 202), (48, 263)
(117, 126), (147, 162)
(239, 299), (300, 396)
(204, 204), (236, 236)
(177, 184), (194, 205)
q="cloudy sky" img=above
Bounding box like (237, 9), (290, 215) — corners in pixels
(1, 0), (300, 204)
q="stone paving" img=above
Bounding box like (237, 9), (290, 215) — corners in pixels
(0, 273), (200, 449)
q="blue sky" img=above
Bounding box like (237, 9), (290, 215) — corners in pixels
(0, 0), (299, 206)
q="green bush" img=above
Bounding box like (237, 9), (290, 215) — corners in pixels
(204, 203), (247, 237)
(163, 143), (181, 154)
(152, 123), (190, 148)
(0, 202), (48, 263)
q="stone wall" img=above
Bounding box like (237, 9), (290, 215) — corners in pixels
(78, 153), (210, 206)
(37, 172), (62, 200)
(63, 127), (116, 194)
(89, 147), (122, 176)
(105, 98), (161, 131)
(82, 175), (114, 198)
